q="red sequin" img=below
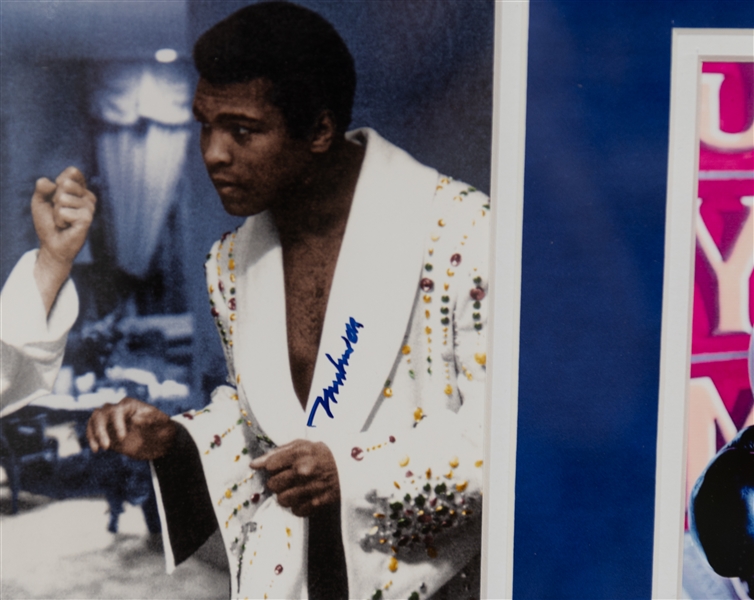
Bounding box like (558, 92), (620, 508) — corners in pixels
(228, 298), (236, 310)
(218, 280), (224, 293)
(470, 287), (485, 301)
(450, 253), (462, 266)
(389, 436), (396, 443)
(213, 435), (222, 447)
(182, 413), (194, 420)
(274, 564), (283, 575)
(251, 493), (260, 503)
(420, 278), (434, 292)
(351, 447), (364, 461)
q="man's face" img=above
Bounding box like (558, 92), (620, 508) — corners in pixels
(192, 78), (312, 216)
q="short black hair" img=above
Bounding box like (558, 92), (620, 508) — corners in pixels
(193, 1), (356, 139)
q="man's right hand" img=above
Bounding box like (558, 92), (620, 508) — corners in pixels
(32, 166), (97, 315)
(87, 397), (176, 461)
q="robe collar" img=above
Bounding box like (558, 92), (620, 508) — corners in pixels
(233, 128), (438, 445)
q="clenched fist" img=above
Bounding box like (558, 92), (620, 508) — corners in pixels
(32, 166), (97, 314)
(87, 397), (176, 461)
(250, 439), (341, 517)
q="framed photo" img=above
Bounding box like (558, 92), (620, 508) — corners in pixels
(0, 1), (528, 598)
(653, 28), (754, 599)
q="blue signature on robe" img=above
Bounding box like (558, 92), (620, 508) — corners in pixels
(306, 317), (364, 427)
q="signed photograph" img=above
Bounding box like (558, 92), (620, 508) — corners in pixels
(653, 29), (754, 600)
(0, 1), (523, 598)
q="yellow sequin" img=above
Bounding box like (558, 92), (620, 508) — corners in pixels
(425, 326), (432, 335)
(431, 234), (440, 242)
(399, 456), (410, 467)
(455, 481), (469, 492)
(475, 460), (484, 468)
(414, 408), (423, 421)
(425, 310), (431, 318)
(438, 219), (446, 227)
(384, 387), (393, 398)
(447, 268), (455, 277)
(230, 273), (236, 282)
(388, 557), (399, 572)
(444, 384), (453, 396)
(393, 481), (401, 489)
(209, 285), (214, 293)
(228, 259), (235, 270)
(445, 470), (453, 479)
(225, 489), (232, 499)
(230, 314), (236, 321)
(423, 295), (432, 303)
(401, 345), (411, 355)
(474, 353), (487, 366)
(449, 457), (459, 468)
(425, 468), (432, 479)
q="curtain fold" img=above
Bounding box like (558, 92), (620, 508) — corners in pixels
(90, 63), (193, 279)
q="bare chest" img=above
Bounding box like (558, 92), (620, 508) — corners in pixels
(283, 242), (341, 408)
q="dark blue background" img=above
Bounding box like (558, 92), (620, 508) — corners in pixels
(515, 1), (754, 598)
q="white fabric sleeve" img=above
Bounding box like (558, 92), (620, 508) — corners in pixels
(0, 250), (78, 418)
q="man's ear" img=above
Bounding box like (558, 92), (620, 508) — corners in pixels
(309, 111), (337, 154)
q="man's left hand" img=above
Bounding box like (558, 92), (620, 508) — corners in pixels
(250, 439), (340, 517)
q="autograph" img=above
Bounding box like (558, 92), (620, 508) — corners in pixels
(306, 317), (364, 427)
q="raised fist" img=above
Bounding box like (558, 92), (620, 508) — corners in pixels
(31, 166), (97, 314)
(32, 166), (97, 266)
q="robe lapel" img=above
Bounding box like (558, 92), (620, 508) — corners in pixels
(305, 129), (438, 440)
(233, 212), (306, 446)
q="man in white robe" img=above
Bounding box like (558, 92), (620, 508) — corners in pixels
(87, 3), (489, 598)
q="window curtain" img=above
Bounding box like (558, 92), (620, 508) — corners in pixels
(90, 63), (192, 279)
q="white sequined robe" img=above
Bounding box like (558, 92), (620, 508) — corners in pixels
(153, 129), (491, 600)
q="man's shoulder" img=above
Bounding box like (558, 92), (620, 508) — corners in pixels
(431, 175), (491, 226)
(433, 175), (488, 202)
